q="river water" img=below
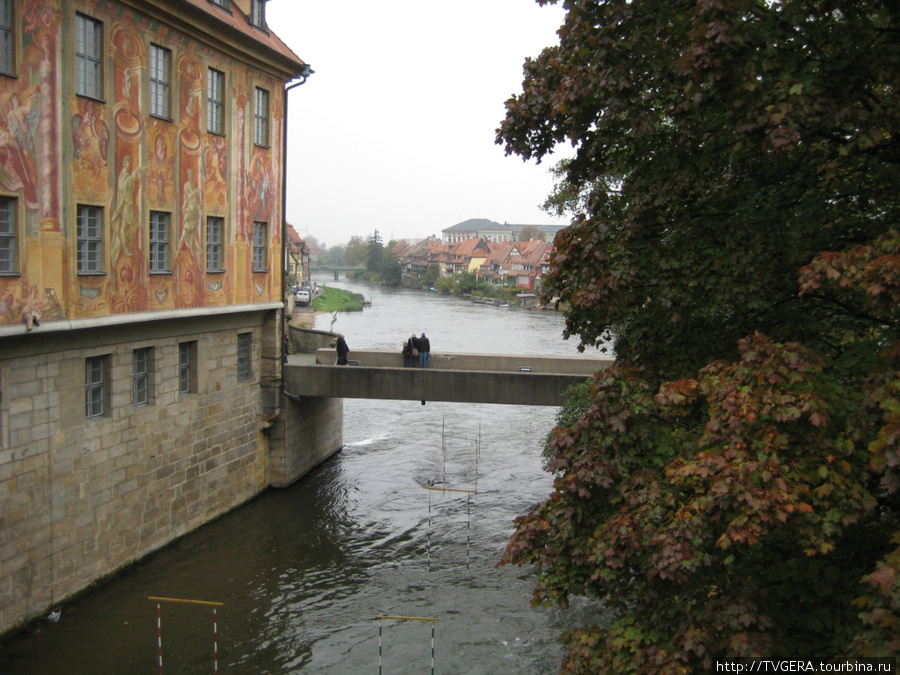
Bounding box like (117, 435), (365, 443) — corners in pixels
(0, 278), (609, 674)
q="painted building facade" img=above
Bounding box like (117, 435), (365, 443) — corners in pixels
(0, 0), (309, 634)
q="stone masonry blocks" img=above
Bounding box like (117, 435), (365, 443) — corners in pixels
(0, 314), (276, 635)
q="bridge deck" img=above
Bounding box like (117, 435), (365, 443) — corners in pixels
(283, 350), (613, 406)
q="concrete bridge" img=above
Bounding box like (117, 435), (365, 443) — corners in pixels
(284, 349), (611, 406)
(309, 265), (366, 280)
(269, 348), (612, 488)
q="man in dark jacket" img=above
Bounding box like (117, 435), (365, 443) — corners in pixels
(418, 332), (430, 368)
(335, 334), (350, 365)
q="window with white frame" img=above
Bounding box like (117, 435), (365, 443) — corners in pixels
(149, 44), (171, 118)
(206, 216), (224, 272)
(0, 0), (14, 75)
(237, 332), (251, 381)
(207, 68), (225, 134)
(132, 347), (152, 406)
(75, 14), (102, 99)
(0, 196), (16, 274)
(254, 87), (269, 146)
(149, 211), (170, 272)
(85, 355), (109, 419)
(77, 204), (103, 274)
(252, 221), (267, 272)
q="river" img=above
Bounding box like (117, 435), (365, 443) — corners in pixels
(0, 278), (609, 674)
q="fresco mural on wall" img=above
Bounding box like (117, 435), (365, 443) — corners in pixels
(203, 134), (228, 213)
(0, 0), (286, 327)
(71, 98), (110, 198)
(148, 125), (175, 207)
(0, 89), (39, 212)
(175, 46), (204, 309)
(109, 21), (148, 313)
(23, 0), (61, 236)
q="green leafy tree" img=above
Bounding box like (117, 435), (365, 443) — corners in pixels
(343, 236), (367, 267)
(434, 275), (454, 294)
(422, 263), (440, 288)
(456, 270), (479, 295)
(367, 231), (384, 273)
(497, 1), (900, 670)
(378, 249), (402, 287)
(320, 243), (345, 267)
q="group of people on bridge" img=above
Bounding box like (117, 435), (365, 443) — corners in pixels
(403, 333), (431, 368)
(332, 332), (431, 368)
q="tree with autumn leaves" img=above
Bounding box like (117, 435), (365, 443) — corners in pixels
(497, 1), (900, 671)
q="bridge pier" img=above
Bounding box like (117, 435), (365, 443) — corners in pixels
(268, 393), (344, 488)
(333, 270), (339, 281)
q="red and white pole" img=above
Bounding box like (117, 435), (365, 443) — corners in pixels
(156, 603), (163, 674)
(213, 608), (218, 674)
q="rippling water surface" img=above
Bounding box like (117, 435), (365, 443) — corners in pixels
(0, 278), (609, 674)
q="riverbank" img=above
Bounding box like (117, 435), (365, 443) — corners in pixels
(290, 285), (367, 332)
(290, 307), (323, 330)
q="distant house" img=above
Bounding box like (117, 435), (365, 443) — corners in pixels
(442, 218), (514, 243)
(442, 218), (566, 244)
(392, 232), (554, 292)
(286, 225), (310, 286)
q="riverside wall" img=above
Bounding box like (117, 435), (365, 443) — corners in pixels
(0, 311), (279, 635)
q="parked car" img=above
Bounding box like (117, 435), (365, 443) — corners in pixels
(294, 289), (311, 306)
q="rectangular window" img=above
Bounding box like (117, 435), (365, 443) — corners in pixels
(206, 216), (223, 272)
(207, 68), (225, 134)
(149, 44), (171, 118)
(77, 204), (103, 274)
(178, 341), (197, 395)
(0, 196), (16, 273)
(254, 87), (269, 146)
(149, 211), (170, 272)
(132, 347), (152, 406)
(250, 0), (265, 28)
(237, 332), (251, 381)
(85, 355), (109, 419)
(210, 0), (229, 8)
(252, 221), (267, 272)
(75, 14), (102, 99)
(0, 0), (14, 75)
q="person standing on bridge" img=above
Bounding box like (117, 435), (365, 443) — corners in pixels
(418, 332), (431, 368)
(406, 333), (419, 367)
(335, 333), (350, 365)
(402, 340), (414, 367)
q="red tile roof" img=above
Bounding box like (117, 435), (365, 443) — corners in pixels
(181, 0), (306, 71)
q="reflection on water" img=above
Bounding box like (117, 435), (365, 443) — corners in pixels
(0, 279), (609, 673)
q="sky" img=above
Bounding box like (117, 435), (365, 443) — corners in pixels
(266, 0), (570, 249)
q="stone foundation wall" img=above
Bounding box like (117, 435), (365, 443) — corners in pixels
(0, 311), (276, 634)
(268, 394), (343, 488)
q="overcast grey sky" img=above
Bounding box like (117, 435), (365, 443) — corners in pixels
(266, 0), (569, 249)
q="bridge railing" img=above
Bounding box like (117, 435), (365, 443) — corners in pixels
(314, 348), (610, 376)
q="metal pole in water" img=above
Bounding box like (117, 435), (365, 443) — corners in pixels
(156, 603), (163, 675)
(147, 596), (224, 673)
(375, 616), (439, 674)
(213, 608), (218, 674)
(466, 493), (471, 573)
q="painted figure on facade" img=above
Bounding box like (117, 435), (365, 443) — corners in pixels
(180, 168), (202, 252)
(0, 89), (40, 209)
(149, 129), (175, 205)
(111, 155), (148, 260)
(71, 100), (110, 193)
